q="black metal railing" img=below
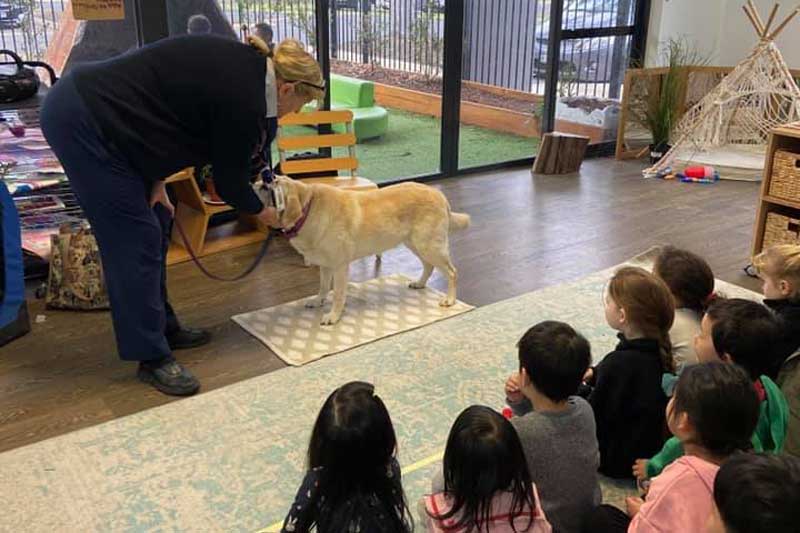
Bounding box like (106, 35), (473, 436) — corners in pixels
(220, 0), (636, 97)
(0, 0), (636, 98)
(0, 0), (66, 62)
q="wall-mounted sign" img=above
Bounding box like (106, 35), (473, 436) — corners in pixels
(72, 0), (125, 21)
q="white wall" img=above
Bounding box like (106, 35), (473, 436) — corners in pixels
(646, 0), (800, 69)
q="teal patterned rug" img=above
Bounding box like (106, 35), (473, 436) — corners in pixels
(0, 252), (758, 532)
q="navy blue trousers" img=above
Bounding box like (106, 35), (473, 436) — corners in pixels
(41, 75), (179, 362)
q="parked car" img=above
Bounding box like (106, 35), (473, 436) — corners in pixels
(335, 0), (389, 10)
(533, 6), (621, 82)
(415, 0), (445, 13)
(0, 2), (25, 30)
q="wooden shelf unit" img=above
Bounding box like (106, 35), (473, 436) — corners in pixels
(753, 123), (800, 256)
(164, 169), (265, 265)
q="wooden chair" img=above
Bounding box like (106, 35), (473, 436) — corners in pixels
(277, 109), (378, 191)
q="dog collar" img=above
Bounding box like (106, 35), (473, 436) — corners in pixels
(281, 199), (312, 239)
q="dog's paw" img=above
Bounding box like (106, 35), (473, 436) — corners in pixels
(439, 296), (456, 307)
(305, 298), (325, 309)
(320, 312), (341, 325)
(408, 281), (426, 290)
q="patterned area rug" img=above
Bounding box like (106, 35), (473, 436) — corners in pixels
(233, 274), (474, 366)
(0, 251), (759, 532)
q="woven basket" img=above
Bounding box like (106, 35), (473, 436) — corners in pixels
(763, 212), (800, 249)
(770, 150), (800, 202)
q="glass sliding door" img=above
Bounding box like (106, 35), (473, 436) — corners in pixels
(457, 0), (545, 170)
(551, 0), (639, 147)
(328, 0), (444, 184)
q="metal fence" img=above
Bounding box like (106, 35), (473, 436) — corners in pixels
(0, 0), (66, 62)
(0, 0), (635, 98)
(218, 0), (635, 96)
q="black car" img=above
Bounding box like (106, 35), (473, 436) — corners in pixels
(334, 0), (389, 10)
(0, 2), (25, 30)
(533, 7), (619, 82)
(416, 0), (445, 13)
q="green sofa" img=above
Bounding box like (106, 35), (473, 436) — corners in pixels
(306, 74), (388, 142)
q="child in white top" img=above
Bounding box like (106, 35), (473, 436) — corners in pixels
(652, 246), (715, 395)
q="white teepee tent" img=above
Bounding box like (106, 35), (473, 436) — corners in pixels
(644, 1), (800, 180)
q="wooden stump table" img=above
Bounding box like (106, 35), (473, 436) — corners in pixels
(533, 132), (590, 175)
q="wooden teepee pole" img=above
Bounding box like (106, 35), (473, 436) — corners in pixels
(748, 0), (767, 35)
(769, 3), (800, 39)
(763, 3), (781, 36)
(743, 4), (765, 36)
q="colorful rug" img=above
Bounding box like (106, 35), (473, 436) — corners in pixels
(233, 273), (474, 366)
(0, 250), (760, 532)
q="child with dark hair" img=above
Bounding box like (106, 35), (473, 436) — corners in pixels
(582, 267), (673, 478)
(652, 246), (715, 395)
(583, 362), (761, 533)
(421, 406), (552, 533)
(504, 321), (601, 532)
(708, 452), (800, 533)
(633, 298), (788, 480)
(281, 381), (413, 533)
(754, 244), (800, 457)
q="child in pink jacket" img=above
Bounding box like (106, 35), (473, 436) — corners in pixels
(581, 362), (760, 533)
(420, 406), (552, 533)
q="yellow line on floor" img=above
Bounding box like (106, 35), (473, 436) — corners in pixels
(256, 450), (444, 533)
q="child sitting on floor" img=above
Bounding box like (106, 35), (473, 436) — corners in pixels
(652, 246), (715, 395)
(707, 452), (800, 533)
(582, 362), (761, 533)
(754, 244), (800, 457)
(582, 266), (674, 478)
(633, 298), (788, 480)
(281, 381), (413, 533)
(420, 405), (552, 533)
(504, 321), (601, 533)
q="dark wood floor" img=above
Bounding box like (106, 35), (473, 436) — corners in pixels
(0, 158), (762, 453)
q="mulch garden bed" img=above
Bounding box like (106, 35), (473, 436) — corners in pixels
(332, 60), (537, 113)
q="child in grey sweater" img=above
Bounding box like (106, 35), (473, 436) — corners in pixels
(505, 321), (602, 533)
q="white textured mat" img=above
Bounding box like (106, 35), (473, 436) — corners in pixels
(232, 273), (474, 366)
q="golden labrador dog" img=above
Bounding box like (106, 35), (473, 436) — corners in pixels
(272, 176), (470, 325)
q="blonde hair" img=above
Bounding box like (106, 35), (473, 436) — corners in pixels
(248, 36), (324, 102)
(753, 244), (800, 297)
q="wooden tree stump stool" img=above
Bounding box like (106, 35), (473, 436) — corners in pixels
(533, 132), (590, 174)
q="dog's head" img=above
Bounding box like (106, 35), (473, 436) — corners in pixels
(272, 175), (312, 229)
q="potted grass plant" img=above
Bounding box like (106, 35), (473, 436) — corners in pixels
(642, 38), (705, 164)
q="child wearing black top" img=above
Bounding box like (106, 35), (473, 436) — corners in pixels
(281, 381), (413, 533)
(754, 244), (800, 458)
(582, 266), (674, 478)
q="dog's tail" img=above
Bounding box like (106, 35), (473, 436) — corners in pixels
(449, 211), (471, 232)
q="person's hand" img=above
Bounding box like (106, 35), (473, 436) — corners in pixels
(505, 373), (523, 404)
(150, 181), (174, 217)
(633, 459), (649, 481)
(583, 367), (594, 383)
(625, 496), (645, 518)
(257, 206), (279, 229)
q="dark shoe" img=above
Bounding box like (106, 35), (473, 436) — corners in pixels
(166, 327), (211, 350)
(137, 357), (200, 396)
